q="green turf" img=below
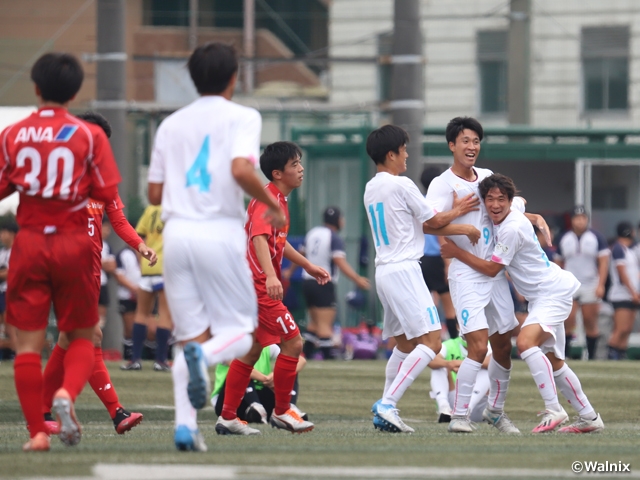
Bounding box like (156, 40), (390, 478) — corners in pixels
(0, 359), (639, 478)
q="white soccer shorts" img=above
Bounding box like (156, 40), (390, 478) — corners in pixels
(138, 275), (164, 293)
(573, 279), (600, 305)
(375, 260), (441, 341)
(163, 218), (257, 342)
(449, 276), (518, 336)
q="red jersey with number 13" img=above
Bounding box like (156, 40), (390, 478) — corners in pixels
(0, 107), (121, 231)
(246, 182), (289, 298)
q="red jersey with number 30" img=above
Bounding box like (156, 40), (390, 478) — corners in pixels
(246, 182), (289, 298)
(0, 107), (121, 231)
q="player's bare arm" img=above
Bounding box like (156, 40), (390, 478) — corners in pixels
(423, 222), (481, 246)
(596, 254), (609, 299)
(332, 256), (370, 290)
(616, 263), (640, 303)
(427, 191), (480, 229)
(284, 241), (330, 285)
(148, 182), (163, 205)
(231, 156), (287, 228)
(440, 238), (503, 277)
(253, 234), (283, 301)
(106, 201), (158, 267)
(524, 212), (552, 247)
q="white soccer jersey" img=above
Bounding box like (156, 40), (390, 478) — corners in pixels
(101, 241), (111, 286)
(426, 167), (497, 282)
(148, 96), (262, 223)
(115, 248), (141, 301)
(301, 225), (346, 281)
(557, 229), (609, 284)
(364, 173), (435, 266)
(0, 247), (10, 293)
(608, 241), (640, 302)
(490, 210), (579, 301)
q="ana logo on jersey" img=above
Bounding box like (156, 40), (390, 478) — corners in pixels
(495, 243), (509, 254)
(14, 124), (78, 143)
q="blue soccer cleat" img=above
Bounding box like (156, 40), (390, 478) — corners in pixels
(374, 403), (414, 433)
(184, 342), (211, 410)
(174, 425), (207, 452)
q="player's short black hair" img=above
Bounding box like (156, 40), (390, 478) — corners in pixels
(77, 111), (111, 138)
(420, 166), (442, 190)
(366, 125), (409, 165)
(617, 221), (633, 239)
(445, 116), (484, 144)
(30, 53), (84, 104)
(260, 141), (302, 181)
(188, 42), (238, 95)
(0, 221), (18, 234)
(478, 173), (518, 201)
(323, 206), (342, 229)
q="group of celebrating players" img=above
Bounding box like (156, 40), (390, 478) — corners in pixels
(2, 39), (603, 454)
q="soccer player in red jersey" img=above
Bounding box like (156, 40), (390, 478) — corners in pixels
(40, 112), (156, 436)
(216, 142), (330, 435)
(0, 53), (122, 451)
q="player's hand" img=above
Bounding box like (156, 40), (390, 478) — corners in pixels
(138, 244), (158, 267)
(533, 215), (552, 247)
(306, 264), (331, 285)
(632, 292), (640, 304)
(266, 274), (283, 301)
(102, 257), (117, 274)
(440, 238), (459, 259)
(452, 191), (480, 217)
(448, 360), (462, 372)
(263, 372), (275, 390)
(264, 206), (287, 229)
(465, 225), (481, 245)
(355, 276), (370, 290)
(595, 284), (605, 300)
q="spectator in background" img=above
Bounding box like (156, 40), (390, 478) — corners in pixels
(114, 244), (141, 360)
(300, 206), (370, 359)
(606, 222), (639, 360)
(556, 206), (609, 360)
(99, 218), (116, 328)
(0, 221), (17, 354)
(420, 167), (458, 340)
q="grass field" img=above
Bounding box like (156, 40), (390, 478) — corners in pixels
(0, 359), (639, 479)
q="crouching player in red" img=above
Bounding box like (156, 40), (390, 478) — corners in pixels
(40, 112), (156, 436)
(0, 53), (122, 451)
(216, 142), (330, 435)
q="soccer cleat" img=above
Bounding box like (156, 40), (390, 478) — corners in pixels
(289, 403), (308, 422)
(174, 425), (207, 452)
(482, 408), (521, 434)
(374, 403), (414, 433)
(245, 402), (268, 424)
(215, 416), (261, 435)
(373, 414), (400, 432)
(558, 413), (604, 434)
(22, 432), (50, 452)
(113, 408), (143, 434)
(120, 361), (142, 371)
(52, 389), (81, 447)
(371, 399), (382, 415)
(270, 408), (315, 434)
(153, 361), (171, 372)
(183, 342), (210, 410)
(532, 407), (569, 433)
(45, 420), (60, 435)
(438, 413), (452, 424)
(448, 416), (476, 433)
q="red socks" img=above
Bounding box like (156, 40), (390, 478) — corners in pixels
(14, 353), (45, 438)
(221, 359), (254, 420)
(42, 344), (66, 414)
(62, 338), (95, 401)
(273, 354), (298, 416)
(88, 348), (121, 418)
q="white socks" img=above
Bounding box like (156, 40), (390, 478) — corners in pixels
(470, 368), (490, 413)
(172, 350), (197, 429)
(487, 357), (511, 412)
(554, 363), (596, 419)
(452, 357), (482, 416)
(429, 367), (452, 414)
(201, 331), (253, 366)
(521, 347), (561, 411)
(383, 347), (409, 397)
(382, 344), (435, 407)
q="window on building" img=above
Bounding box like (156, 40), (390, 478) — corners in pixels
(477, 30), (508, 114)
(378, 32), (393, 103)
(582, 26), (629, 112)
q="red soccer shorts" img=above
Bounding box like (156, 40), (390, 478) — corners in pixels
(255, 295), (300, 347)
(6, 229), (101, 332)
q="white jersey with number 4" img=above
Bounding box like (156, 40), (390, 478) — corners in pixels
(364, 172), (435, 266)
(491, 209), (580, 301)
(147, 96), (261, 223)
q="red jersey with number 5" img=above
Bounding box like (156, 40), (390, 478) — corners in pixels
(0, 107), (121, 231)
(245, 182), (289, 298)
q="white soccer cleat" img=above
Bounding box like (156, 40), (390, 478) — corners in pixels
(289, 403), (307, 421)
(215, 416), (261, 435)
(374, 403), (414, 433)
(448, 416), (476, 433)
(482, 408), (521, 434)
(532, 407), (569, 433)
(558, 413), (604, 434)
(52, 390), (81, 447)
(270, 408), (315, 434)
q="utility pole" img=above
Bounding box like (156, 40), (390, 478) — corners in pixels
(507, 0), (531, 124)
(390, 0), (424, 185)
(243, 0), (255, 93)
(189, 0), (198, 50)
